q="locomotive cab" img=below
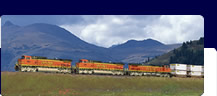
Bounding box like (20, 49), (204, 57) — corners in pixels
(162, 65), (171, 72)
(163, 65), (169, 68)
(15, 55), (32, 71)
(79, 59), (88, 63)
(21, 55), (32, 59)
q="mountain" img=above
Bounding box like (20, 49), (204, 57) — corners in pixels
(109, 39), (181, 63)
(1, 22), (113, 71)
(145, 37), (204, 65)
(1, 21), (181, 71)
(110, 39), (164, 49)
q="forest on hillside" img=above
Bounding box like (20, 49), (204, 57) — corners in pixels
(169, 37), (204, 65)
(145, 37), (204, 65)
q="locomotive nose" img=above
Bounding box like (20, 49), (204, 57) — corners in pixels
(15, 62), (20, 71)
(15, 65), (19, 71)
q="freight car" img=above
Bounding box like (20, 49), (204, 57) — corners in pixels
(127, 64), (171, 77)
(76, 59), (124, 75)
(15, 55), (72, 73)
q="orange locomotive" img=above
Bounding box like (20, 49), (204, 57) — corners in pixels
(15, 55), (72, 73)
(14, 56), (172, 77)
(128, 64), (171, 77)
(76, 59), (124, 75)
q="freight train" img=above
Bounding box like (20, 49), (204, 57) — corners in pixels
(15, 55), (204, 77)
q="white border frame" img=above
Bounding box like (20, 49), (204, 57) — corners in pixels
(203, 48), (217, 96)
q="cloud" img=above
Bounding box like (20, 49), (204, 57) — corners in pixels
(145, 15), (204, 44)
(60, 15), (204, 48)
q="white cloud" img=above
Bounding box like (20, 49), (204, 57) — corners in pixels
(61, 15), (204, 48)
(146, 15), (204, 44)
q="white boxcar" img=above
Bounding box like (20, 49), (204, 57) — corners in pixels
(187, 65), (203, 72)
(170, 64), (187, 71)
(188, 71), (203, 76)
(171, 70), (187, 76)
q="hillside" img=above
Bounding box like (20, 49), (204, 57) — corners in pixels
(1, 72), (204, 96)
(146, 37), (204, 65)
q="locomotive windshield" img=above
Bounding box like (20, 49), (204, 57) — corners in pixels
(21, 56), (25, 59)
(79, 60), (86, 63)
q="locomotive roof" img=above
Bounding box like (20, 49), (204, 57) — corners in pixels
(52, 59), (72, 61)
(23, 55), (72, 61)
(104, 62), (125, 65)
(128, 63), (164, 67)
(128, 63), (143, 65)
(80, 59), (125, 65)
(91, 61), (125, 65)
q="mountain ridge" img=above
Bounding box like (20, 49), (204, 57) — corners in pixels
(1, 21), (181, 71)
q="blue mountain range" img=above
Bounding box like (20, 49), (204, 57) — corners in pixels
(1, 21), (181, 71)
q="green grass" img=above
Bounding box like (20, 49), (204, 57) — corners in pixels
(1, 72), (204, 96)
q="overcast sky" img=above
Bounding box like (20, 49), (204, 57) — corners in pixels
(2, 15), (204, 48)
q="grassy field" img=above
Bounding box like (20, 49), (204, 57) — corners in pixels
(1, 72), (203, 96)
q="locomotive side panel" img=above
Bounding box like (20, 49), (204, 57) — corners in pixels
(18, 58), (71, 68)
(128, 65), (171, 77)
(77, 62), (123, 70)
(76, 59), (124, 75)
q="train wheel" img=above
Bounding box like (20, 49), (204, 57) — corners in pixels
(118, 72), (121, 75)
(168, 74), (171, 78)
(88, 71), (93, 74)
(80, 70), (84, 74)
(121, 73), (124, 75)
(114, 72), (117, 75)
(165, 74), (169, 77)
(36, 69), (39, 72)
(32, 68), (35, 72)
(115, 72), (118, 75)
(112, 72), (116, 75)
(24, 67), (28, 72)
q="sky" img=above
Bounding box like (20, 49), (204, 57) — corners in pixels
(2, 15), (204, 48)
